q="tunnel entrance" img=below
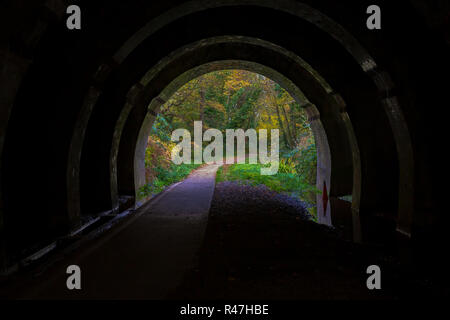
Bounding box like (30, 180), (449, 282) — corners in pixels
(2, 0), (432, 284)
(138, 69), (321, 220)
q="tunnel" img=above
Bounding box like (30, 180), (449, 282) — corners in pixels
(0, 0), (449, 300)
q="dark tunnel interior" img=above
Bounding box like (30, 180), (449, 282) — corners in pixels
(0, 0), (449, 302)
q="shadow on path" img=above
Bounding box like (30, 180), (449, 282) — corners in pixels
(8, 164), (221, 299)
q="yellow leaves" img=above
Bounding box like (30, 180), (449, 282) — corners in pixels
(208, 101), (226, 113)
(224, 79), (251, 92)
(223, 70), (255, 95)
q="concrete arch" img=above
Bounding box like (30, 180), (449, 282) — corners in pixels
(113, 0), (370, 64)
(0, 1), (417, 266)
(0, 0), (446, 285)
(108, 36), (361, 240)
(65, 0), (412, 241)
(133, 61), (332, 221)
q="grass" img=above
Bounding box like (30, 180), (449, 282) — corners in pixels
(216, 163), (319, 205)
(138, 163), (201, 199)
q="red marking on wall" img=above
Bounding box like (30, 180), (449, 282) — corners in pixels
(322, 181), (328, 216)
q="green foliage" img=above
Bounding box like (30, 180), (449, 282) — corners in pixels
(138, 163), (200, 199)
(140, 130), (199, 200)
(278, 158), (297, 174)
(143, 70), (319, 214)
(216, 163), (320, 204)
(151, 70), (317, 163)
(307, 207), (318, 222)
(151, 114), (172, 142)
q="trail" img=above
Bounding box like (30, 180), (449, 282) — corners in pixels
(2, 164), (434, 299)
(15, 164), (221, 299)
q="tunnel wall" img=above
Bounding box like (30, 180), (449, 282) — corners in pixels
(0, 0), (448, 276)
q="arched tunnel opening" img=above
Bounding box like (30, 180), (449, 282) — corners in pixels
(137, 69), (321, 219)
(0, 0), (449, 301)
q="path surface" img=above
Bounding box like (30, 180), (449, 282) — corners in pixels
(2, 164), (441, 299)
(170, 181), (435, 300)
(15, 164), (222, 299)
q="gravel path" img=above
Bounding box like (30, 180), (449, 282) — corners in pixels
(211, 181), (313, 220)
(169, 181), (431, 300)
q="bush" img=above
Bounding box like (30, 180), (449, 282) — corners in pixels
(139, 133), (200, 199)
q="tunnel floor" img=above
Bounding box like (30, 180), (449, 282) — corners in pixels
(1, 164), (221, 299)
(169, 181), (435, 300)
(0, 165), (440, 299)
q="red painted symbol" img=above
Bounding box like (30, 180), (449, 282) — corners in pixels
(322, 181), (328, 216)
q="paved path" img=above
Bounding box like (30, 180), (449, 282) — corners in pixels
(19, 164), (221, 299)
